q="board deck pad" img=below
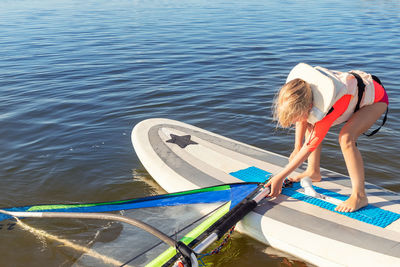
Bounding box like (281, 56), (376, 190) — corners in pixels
(230, 166), (400, 228)
(230, 166), (272, 183)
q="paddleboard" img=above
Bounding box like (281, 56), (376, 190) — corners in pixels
(132, 118), (400, 267)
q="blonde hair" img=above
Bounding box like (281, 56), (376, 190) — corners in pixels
(273, 78), (313, 128)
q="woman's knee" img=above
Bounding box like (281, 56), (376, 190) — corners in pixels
(338, 131), (357, 150)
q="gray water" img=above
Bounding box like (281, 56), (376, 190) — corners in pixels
(1, 0), (399, 266)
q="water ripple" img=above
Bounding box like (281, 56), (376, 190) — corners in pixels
(1, 0), (400, 266)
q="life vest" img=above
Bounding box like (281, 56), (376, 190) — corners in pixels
(286, 63), (375, 125)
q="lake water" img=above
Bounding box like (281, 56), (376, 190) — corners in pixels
(1, 0), (399, 266)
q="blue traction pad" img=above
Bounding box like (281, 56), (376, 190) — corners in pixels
(230, 166), (400, 228)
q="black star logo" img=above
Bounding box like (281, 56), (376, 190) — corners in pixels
(166, 134), (198, 148)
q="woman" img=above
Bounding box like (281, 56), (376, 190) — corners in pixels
(266, 63), (388, 212)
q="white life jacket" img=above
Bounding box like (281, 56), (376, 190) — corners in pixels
(286, 63), (375, 125)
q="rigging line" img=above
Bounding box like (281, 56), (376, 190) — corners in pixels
(153, 184), (262, 267)
(119, 202), (228, 267)
(186, 184), (270, 255)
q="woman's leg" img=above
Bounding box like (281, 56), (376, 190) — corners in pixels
(336, 102), (388, 212)
(289, 126), (322, 182)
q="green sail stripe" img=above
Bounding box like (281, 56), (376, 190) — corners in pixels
(161, 184), (232, 196)
(145, 202), (231, 267)
(26, 185), (233, 212)
(26, 200), (138, 211)
(28, 203), (101, 211)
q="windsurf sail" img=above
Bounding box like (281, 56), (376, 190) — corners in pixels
(0, 182), (263, 267)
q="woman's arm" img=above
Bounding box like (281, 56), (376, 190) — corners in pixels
(266, 143), (311, 197)
(290, 121), (307, 161)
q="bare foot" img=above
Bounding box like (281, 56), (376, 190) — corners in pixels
(335, 193), (368, 212)
(288, 171), (321, 182)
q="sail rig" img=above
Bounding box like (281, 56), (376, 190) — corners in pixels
(0, 182), (268, 267)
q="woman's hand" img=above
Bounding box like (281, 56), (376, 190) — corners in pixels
(265, 174), (286, 198)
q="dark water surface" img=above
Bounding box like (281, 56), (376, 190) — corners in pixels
(1, 0), (399, 266)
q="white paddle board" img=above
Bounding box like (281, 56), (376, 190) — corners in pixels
(132, 118), (400, 267)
